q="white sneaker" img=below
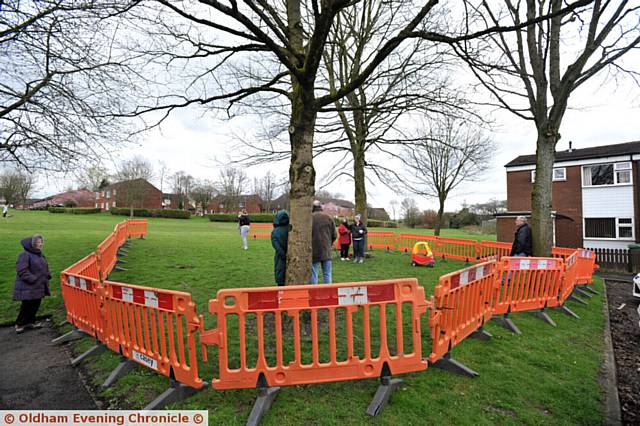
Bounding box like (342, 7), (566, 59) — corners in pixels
(353, 258), (358, 263)
(358, 259), (364, 264)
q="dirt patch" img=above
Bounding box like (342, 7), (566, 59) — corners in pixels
(605, 279), (640, 425)
(484, 405), (517, 418)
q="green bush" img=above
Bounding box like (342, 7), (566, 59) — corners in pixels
(48, 207), (101, 214)
(208, 213), (275, 223)
(110, 208), (190, 219)
(48, 207), (66, 213)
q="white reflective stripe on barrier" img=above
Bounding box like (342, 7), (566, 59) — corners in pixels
(508, 259), (558, 270)
(144, 290), (159, 308)
(122, 287), (134, 302)
(338, 286), (368, 305)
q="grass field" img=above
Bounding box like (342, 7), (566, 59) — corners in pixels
(0, 211), (605, 425)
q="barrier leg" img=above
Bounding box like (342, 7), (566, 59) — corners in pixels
(117, 248), (128, 256)
(582, 285), (599, 295)
(139, 235), (145, 240)
(555, 304), (580, 320)
(431, 351), (478, 378)
(569, 293), (588, 305)
(114, 266), (129, 272)
(123, 240), (132, 248)
(469, 326), (492, 341)
(144, 379), (204, 410)
(71, 342), (107, 366)
(366, 376), (403, 416)
(573, 286), (593, 298)
(491, 314), (522, 335)
(116, 258), (128, 265)
(246, 387), (281, 426)
(51, 327), (87, 344)
(532, 308), (556, 327)
(102, 358), (136, 388)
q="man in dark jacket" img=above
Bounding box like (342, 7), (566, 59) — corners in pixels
(13, 234), (51, 333)
(350, 214), (368, 263)
(271, 210), (289, 286)
(311, 200), (337, 284)
(510, 216), (533, 256)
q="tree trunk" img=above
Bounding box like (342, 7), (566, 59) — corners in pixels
(435, 198), (445, 236)
(353, 142), (367, 222)
(530, 132), (556, 256)
(285, 87), (316, 285)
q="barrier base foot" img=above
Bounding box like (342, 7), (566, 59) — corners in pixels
(51, 328), (86, 345)
(246, 387), (281, 426)
(573, 286), (593, 298)
(117, 251), (127, 258)
(569, 293), (588, 306)
(102, 358), (136, 388)
(556, 304), (580, 319)
(116, 258), (128, 265)
(469, 326), (492, 341)
(431, 352), (478, 378)
(58, 320), (69, 327)
(71, 342), (106, 366)
(144, 380), (203, 410)
(492, 314), (522, 335)
(114, 266), (128, 272)
(582, 285), (599, 295)
(139, 236), (145, 240)
(533, 309), (556, 327)
(366, 376), (403, 416)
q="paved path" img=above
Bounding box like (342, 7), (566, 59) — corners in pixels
(0, 322), (96, 409)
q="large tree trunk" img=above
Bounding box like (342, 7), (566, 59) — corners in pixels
(434, 197), (445, 236)
(353, 142), (367, 222)
(530, 132), (556, 257)
(285, 87), (316, 285)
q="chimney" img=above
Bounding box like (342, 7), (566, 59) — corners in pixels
(568, 141), (573, 152)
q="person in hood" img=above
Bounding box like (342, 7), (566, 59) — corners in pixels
(13, 234), (51, 334)
(271, 210), (289, 286)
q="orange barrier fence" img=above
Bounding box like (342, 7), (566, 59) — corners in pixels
(251, 223), (272, 239)
(60, 255), (105, 340)
(201, 279), (429, 390)
(428, 261), (496, 363)
(434, 237), (478, 262)
(576, 249), (597, 285)
(395, 234), (437, 254)
(559, 251), (578, 303)
(551, 246), (576, 259)
(477, 241), (512, 261)
(102, 280), (204, 389)
(367, 231), (396, 250)
(127, 219), (148, 239)
(494, 257), (565, 314)
(97, 233), (119, 280)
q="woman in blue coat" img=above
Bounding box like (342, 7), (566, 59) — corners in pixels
(13, 234), (51, 333)
(271, 210), (289, 286)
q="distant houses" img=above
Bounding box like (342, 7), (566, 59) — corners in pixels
(18, 188), (96, 209)
(95, 179), (162, 211)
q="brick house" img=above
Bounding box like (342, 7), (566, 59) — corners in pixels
(272, 195), (355, 217)
(30, 189), (96, 209)
(95, 179), (162, 211)
(497, 141), (640, 249)
(208, 194), (263, 214)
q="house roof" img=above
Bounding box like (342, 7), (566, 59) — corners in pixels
(505, 140), (640, 167)
(105, 178), (159, 191)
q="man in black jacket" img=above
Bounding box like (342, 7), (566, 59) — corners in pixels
(510, 216), (532, 256)
(311, 200), (337, 284)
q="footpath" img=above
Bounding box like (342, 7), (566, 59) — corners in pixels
(0, 322), (96, 410)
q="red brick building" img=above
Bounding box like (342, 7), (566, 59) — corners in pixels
(272, 195), (354, 217)
(207, 194), (263, 214)
(95, 179), (162, 211)
(30, 189), (96, 209)
(498, 141), (640, 249)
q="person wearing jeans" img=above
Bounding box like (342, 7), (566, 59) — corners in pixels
(351, 214), (367, 263)
(238, 209), (251, 250)
(311, 200), (337, 284)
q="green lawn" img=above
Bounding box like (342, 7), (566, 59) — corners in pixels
(0, 211), (604, 425)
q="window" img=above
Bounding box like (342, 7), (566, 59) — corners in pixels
(95, 203), (98, 208)
(112, 201), (116, 207)
(219, 203), (224, 209)
(583, 162), (632, 186)
(95, 193), (100, 200)
(106, 191), (110, 199)
(531, 167), (566, 182)
(584, 217), (634, 239)
(239, 202), (245, 208)
(112, 189), (117, 196)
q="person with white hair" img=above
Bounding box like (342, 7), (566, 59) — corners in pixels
(510, 215), (532, 257)
(351, 214), (368, 263)
(311, 200), (337, 284)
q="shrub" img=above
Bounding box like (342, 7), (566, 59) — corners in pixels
(48, 207), (101, 214)
(208, 213), (275, 223)
(110, 208), (190, 219)
(48, 207), (66, 213)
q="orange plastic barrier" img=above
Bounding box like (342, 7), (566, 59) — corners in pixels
(251, 223), (272, 239)
(367, 231), (396, 250)
(201, 279), (429, 390)
(551, 246), (576, 260)
(396, 234), (437, 254)
(494, 257), (565, 314)
(60, 254), (106, 340)
(113, 221), (128, 247)
(434, 237), (479, 262)
(428, 261), (496, 362)
(558, 251), (578, 303)
(477, 241), (512, 261)
(576, 249), (597, 285)
(102, 280), (204, 389)
(96, 233), (119, 280)
(126, 219), (148, 239)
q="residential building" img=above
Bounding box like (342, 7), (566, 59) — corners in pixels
(208, 194), (263, 214)
(272, 195), (355, 217)
(497, 141), (640, 249)
(368, 207), (391, 221)
(30, 189), (96, 209)
(95, 179), (162, 211)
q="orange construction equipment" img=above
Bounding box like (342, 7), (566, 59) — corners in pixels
(411, 242), (435, 267)
(477, 241), (512, 262)
(251, 223), (272, 239)
(434, 237), (479, 262)
(367, 231), (396, 251)
(102, 280), (204, 390)
(201, 279), (429, 390)
(428, 261), (496, 376)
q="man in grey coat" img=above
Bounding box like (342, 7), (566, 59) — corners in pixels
(311, 200), (337, 284)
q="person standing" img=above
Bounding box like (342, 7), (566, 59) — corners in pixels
(338, 218), (351, 260)
(510, 216), (532, 257)
(2, 204), (8, 218)
(351, 214), (367, 263)
(311, 200), (337, 284)
(271, 210), (289, 286)
(13, 234), (51, 334)
(238, 209), (251, 250)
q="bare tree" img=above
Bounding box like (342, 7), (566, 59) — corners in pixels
(401, 198), (421, 228)
(216, 167), (247, 213)
(253, 171), (278, 212)
(0, 168), (35, 205)
(129, 0), (591, 283)
(401, 119), (494, 235)
(157, 161), (170, 193)
(171, 171), (194, 210)
(191, 179), (216, 215)
(75, 165), (110, 191)
(455, 0), (640, 255)
(390, 199), (399, 221)
(114, 156), (154, 217)
(0, 0), (138, 171)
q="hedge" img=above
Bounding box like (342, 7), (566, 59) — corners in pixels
(48, 207), (101, 214)
(110, 208), (191, 219)
(208, 213), (275, 223)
